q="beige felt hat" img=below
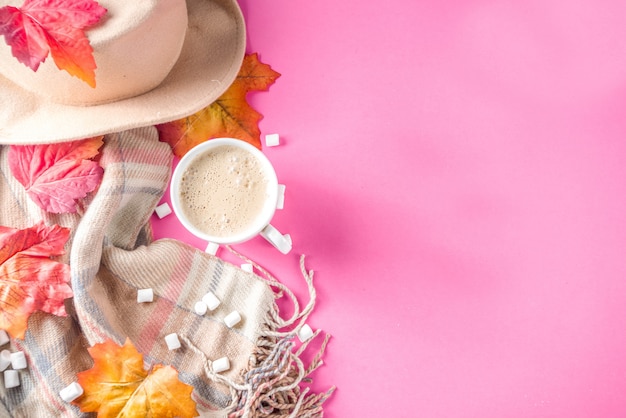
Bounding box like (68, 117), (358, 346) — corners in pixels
(0, 0), (245, 144)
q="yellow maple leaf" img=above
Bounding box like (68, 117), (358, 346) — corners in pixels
(74, 338), (198, 418)
(157, 53), (281, 157)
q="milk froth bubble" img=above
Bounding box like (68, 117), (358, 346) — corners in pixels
(178, 144), (270, 238)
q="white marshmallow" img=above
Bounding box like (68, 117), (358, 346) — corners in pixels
(265, 133), (280, 147)
(3, 370), (19, 389)
(212, 356), (230, 373)
(0, 350), (10, 372)
(194, 301), (208, 316)
(164, 333), (181, 350)
(205, 242), (219, 256)
(10, 351), (27, 370)
(137, 288), (154, 303)
(0, 330), (9, 347)
(224, 311), (242, 328)
(297, 324), (314, 342)
(60, 382), (84, 403)
(241, 263), (253, 273)
(201, 291), (221, 311)
(154, 202), (172, 219)
(276, 184), (286, 210)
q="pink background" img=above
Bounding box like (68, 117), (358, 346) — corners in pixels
(153, 0), (626, 416)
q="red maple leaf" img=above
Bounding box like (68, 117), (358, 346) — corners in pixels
(0, 0), (107, 87)
(9, 137), (104, 214)
(0, 221), (72, 339)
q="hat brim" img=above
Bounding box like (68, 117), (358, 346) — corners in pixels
(0, 0), (246, 144)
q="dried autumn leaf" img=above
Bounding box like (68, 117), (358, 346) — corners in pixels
(0, 221), (72, 339)
(75, 338), (198, 418)
(157, 53), (281, 157)
(0, 0), (107, 87)
(9, 137), (104, 214)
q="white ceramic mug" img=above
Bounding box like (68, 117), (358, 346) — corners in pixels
(170, 138), (292, 254)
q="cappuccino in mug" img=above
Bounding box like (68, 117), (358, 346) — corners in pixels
(170, 138), (292, 253)
(178, 145), (270, 237)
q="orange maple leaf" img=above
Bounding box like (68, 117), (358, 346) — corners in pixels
(75, 338), (198, 418)
(157, 53), (281, 157)
(0, 0), (107, 87)
(0, 221), (72, 339)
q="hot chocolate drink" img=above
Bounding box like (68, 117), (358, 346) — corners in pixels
(178, 144), (271, 238)
(171, 137), (290, 253)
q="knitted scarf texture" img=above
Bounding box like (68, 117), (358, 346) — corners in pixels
(0, 127), (332, 417)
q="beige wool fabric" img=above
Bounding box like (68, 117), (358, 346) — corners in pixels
(0, 128), (332, 417)
(0, 0), (246, 144)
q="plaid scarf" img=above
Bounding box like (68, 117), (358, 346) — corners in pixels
(0, 127), (332, 417)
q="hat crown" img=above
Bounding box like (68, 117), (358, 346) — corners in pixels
(0, 0), (188, 105)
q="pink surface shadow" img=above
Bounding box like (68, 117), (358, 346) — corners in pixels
(153, 0), (626, 416)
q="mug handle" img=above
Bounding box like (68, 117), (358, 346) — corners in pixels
(260, 224), (292, 254)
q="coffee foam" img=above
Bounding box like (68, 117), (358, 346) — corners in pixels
(178, 145), (270, 237)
